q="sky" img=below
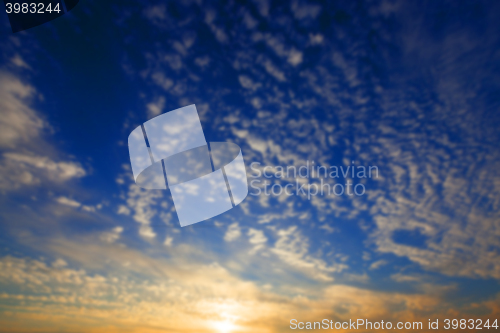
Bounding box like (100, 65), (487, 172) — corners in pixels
(0, 0), (500, 332)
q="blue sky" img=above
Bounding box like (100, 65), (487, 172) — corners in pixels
(1, 0), (500, 332)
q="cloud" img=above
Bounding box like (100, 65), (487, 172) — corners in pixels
(291, 0), (322, 20)
(0, 153), (85, 191)
(117, 205), (131, 215)
(204, 9), (229, 43)
(253, 0), (269, 17)
(100, 226), (124, 243)
(0, 70), (86, 192)
(0, 252), (497, 333)
(369, 259), (388, 270)
(164, 235), (173, 247)
(224, 222), (242, 242)
(270, 226), (346, 282)
(263, 34), (303, 66)
(151, 72), (174, 91)
(124, 184), (163, 239)
(56, 196), (81, 208)
(5, 153), (85, 181)
(261, 58), (286, 81)
(111, 0), (500, 310)
(146, 96), (166, 118)
(247, 228), (267, 253)
(52, 258), (68, 268)
(308, 33), (324, 45)
(143, 4), (167, 22)
(238, 75), (262, 90)
(0, 72), (44, 149)
(10, 54), (30, 69)
(287, 49), (303, 66)
(194, 55), (211, 68)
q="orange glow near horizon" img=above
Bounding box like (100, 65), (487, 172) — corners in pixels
(212, 319), (237, 333)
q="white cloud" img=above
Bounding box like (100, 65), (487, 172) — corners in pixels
(146, 96), (165, 118)
(100, 226), (124, 243)
(287, 49), (303, 66)
(81, 205), (96, 212)
(264, 34), (303, 66)
(124, 185), (163, 239)
(247, 228), (267, 253)
(0, 71), (86, 192)
(164, 236), (173, 247)
(309, 33), (324, 45)
(56, 196), (81, 208)
(194, 55), (210, 68)
(117, 205), (131, 215)
(143, 4), (166, 21)
(238, 75), (262, 90)
(52, 258), (67, 268)
(291, 0), (322, 20)
(204, 10), (228, 43)
(0, 72), (44, 149)
(10, 55), (30, 69)
(262, 58), (286, 81)
(8, 153), (84, 180)
(369, 260), (388, 270)
(271, 226), (346, 281)
(224, 222), (241, 242)
(319, 224), (336, 234)
(151, 72), (174, 91)
(0, 153), (85, 191)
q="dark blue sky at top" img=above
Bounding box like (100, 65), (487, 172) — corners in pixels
(4, 0), (499, 161)
(1, 0), (500, 308)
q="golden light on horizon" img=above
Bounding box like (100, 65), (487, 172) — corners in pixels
(212, 319), (237, 333)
